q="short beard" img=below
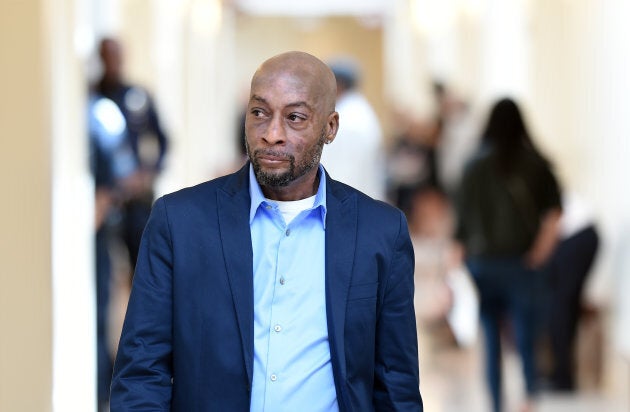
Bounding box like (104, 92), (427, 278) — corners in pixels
(247, 129), (327, 188)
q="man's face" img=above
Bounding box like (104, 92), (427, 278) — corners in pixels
(100, 39), (123, 81)
(245, 69), (331, 193)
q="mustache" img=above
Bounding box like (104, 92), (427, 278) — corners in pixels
(253, 149), (293, 160)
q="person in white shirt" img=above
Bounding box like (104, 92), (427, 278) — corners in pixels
(320, 58), (386, 201)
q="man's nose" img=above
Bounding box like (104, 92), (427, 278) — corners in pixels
(263, 116), (285, 144)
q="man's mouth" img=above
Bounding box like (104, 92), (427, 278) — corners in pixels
(256, 151), (290, 165)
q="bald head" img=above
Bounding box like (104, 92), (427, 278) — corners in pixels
(251, 51), (337, 114)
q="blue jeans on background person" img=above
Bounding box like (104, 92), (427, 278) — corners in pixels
(466, 256), (543, 412)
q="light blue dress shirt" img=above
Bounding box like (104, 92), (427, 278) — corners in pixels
(248, 165), (339, 412)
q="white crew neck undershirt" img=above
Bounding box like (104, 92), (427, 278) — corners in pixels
(269, 195), (317, 225)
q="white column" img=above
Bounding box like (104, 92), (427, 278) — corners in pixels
(589, 0), (630, 362)
(181, 0), (238, 186)
(383, 0), (435, 121)
(478, 0), (531, 105)
(50, 0), (96, 411)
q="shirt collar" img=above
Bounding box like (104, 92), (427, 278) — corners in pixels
(249, 163), (327, 227)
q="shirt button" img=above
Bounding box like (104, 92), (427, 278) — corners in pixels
(274, 324), (282, 332)
(279, 277), (285, 285)
(270, 374), (277, 382)
(265, 205), (272, 210)
(285, 228), (291, 236)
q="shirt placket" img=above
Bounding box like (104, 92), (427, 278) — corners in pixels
(263, 210), (293, 407)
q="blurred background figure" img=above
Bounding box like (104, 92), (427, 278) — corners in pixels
(431, 81), (477, 198)
(320, 57), (386, 200)
(93, 37), (169, 279)
(89, 37), (169, 412)
(409, 187), (457, 333)
(454, 98), (563, 412)
(386, 80), (472, 218)
(542, 190), (600, 392)
(386, 111), (439, 217)
(408, 182), (481, 412)
(87, 93), (135, 412)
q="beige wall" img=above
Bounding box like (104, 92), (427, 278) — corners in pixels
(1, 1), (94, 411)
(0, 1), (53, 411)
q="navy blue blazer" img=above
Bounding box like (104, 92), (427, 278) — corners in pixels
(110, 163), (422, 411)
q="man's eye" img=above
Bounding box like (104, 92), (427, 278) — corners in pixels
(251, 109), (265, 117)
(288, 113), (305, 122)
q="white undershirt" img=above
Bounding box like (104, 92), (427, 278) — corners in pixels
(269, 195), (317, 225)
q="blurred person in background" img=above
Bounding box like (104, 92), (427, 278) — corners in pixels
(543, 190), (599, 391)
(90, 36), (169, 411)
(386, 81), (471, 218)
(94, 37), (169, 279)
(87, 93), (136, 412)
(320, 57), (386, 200)
(408, 187), (456, 335)
(110, 51), (422, 411)
(408, 186), (480, 411)
(386, 113), (439, 217)
(431, 81), (476, 198)
(454, 98), (562, 412)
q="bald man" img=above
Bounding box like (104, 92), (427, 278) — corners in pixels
(110, 51), (422, 412)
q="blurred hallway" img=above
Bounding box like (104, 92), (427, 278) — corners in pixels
(2, 1), (630, 411)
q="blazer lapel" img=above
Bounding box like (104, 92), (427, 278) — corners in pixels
(217, 164), (254, 386)
(325, 178), (357, 386)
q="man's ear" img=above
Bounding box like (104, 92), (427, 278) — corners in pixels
(325, 111), (339, 144)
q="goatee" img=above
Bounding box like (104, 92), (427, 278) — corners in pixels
(246, 131), (326, 188)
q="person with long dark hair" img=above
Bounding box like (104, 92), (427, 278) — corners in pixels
(454, 98), (562, 412)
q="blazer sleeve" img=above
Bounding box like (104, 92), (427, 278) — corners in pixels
(373, 211), (423, 411)
(110, 197), (174, 411)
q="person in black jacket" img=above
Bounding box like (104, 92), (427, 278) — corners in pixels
(94, 37), (169, 275)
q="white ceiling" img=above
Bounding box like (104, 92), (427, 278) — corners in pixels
(233, 0), (390, 16)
